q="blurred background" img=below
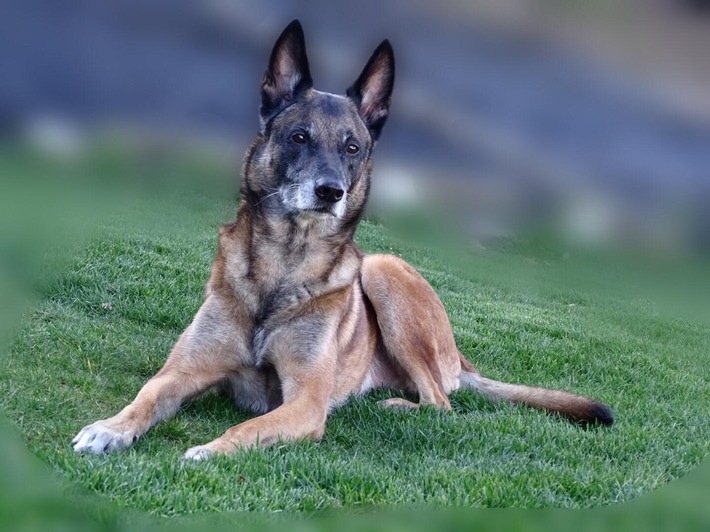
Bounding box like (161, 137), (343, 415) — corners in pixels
(2, 0), (710, 251)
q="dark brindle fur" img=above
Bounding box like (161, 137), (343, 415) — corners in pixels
(73, 20), (612, 459)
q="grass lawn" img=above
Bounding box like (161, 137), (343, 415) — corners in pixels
(1, 149), (708, 516)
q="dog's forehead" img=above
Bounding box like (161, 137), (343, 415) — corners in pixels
(308, 90), (354, 116)
(283, 91), (368, 139)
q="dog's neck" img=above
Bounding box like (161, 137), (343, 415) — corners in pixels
(229, 198), (360, 291)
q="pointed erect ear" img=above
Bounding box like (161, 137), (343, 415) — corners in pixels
(260, 20), (313, 125)
(346, 40), (395, 142)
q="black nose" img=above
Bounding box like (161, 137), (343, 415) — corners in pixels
(314, 180), (345, 203)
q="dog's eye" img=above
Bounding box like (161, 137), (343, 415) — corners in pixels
(346, 144), (359, 155)
(291, 133), (306, 144)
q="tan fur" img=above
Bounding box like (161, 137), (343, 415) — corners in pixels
(72, 21), (611, 459)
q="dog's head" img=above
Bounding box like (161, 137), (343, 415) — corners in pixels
(242, 20), (394, 230)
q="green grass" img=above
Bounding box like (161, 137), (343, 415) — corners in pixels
(1, 149), (709, 515)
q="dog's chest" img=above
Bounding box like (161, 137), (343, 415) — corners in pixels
(219, 224), (359, 366)
(229, 272), (325, 368)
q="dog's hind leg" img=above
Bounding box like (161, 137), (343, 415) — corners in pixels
(361, 254), (462, 410)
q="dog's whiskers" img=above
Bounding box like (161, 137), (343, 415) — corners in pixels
(252, 184), (302, 208)
(252, 190), (281, 207)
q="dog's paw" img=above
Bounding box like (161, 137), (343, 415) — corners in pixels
(72, 421), (135, 454)
(182, 445), (214, 461)
(379, 397), (420, 411)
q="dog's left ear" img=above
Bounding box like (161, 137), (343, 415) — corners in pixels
(347, 40), (395, 142)
(260, 20), (313, 126)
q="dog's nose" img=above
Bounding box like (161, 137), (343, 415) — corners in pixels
(314, 180), (345, 203)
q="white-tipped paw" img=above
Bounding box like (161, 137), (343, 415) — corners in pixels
(182, 445), (214, 461)
(72, 421), (135, 454)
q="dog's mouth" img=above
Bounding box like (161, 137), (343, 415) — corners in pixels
(306, 204), (335, 214)
(299, 206), (337, 218)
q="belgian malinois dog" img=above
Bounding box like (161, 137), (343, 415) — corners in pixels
(72, 20), (612, 459)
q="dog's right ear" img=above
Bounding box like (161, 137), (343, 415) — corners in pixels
(260, 20), (313, 126)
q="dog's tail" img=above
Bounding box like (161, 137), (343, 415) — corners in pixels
(458, 354), (613, 426)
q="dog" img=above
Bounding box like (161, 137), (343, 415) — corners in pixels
(72, 20), (613, 459)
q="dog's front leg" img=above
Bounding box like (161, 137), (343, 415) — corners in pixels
(72, 296), (241, 454)
(183, 354), (335, 460)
